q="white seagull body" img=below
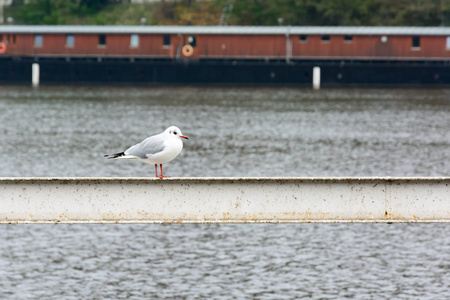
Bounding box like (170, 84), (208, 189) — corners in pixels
(105, 126), (188, 178)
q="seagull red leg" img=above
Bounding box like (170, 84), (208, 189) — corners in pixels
(154, 164), (158, 178)
(159, 164), (170, 179)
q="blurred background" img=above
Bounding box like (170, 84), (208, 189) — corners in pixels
(2, 0), (450, 26)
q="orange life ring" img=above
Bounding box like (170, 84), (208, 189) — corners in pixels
(0, 42), (6, 54)
(182, 44), (193, 57)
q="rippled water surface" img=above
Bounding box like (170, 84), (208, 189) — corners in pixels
(0, 86), (449, 177)
(0, 86), (449, 299)
(1, 224), (449, 299)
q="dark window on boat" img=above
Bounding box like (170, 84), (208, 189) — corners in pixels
(412, 36), (420, 48)
(12, 34), (16, 44)
(321, 35), (330, 42)
(98, 34), (106, 46)
(299, 35), (308, 42)
(163, 35), (170, 47)
(0, 34), (2, 41)
(188, 35), (196, 47)
(344, 35), (353, 42)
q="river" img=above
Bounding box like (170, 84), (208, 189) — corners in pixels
(0, 86), (449, 299)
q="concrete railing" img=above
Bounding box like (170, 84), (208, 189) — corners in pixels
(1, 177), (449, 223)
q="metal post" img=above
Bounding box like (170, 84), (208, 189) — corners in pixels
(313, 66), (321, 89)
(32, 63), (40, 86)
(285, 26), (291, 63)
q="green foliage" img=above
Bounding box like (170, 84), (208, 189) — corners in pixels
(157, 1), (222, 25)
(314, 0), (371, 25)
(7, 0), (111, 24)
(6, 1), (157, 25)
(370, 0), (450, 26)
(4, 0), (450, 26)
(226, 0), (450, 26)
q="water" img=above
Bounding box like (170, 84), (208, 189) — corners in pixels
(1, 86), (449, 177)
(1, 224), (449, 299)
(0, 86), (449, 299)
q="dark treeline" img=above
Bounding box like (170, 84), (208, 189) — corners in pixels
(230, 0), (450, 26)
(5, 0), (450, 26)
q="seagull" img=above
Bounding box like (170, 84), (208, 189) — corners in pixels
(104, 126), (188, 178)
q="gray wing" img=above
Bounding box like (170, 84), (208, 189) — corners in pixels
(124, 134), (166, 159)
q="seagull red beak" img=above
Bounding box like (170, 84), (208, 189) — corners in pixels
(180, 135), (188, 140)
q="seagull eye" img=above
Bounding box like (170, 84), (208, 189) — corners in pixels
(174, 132), (178, 135)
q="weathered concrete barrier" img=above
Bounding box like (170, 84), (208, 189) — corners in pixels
(1, 177), (449, 223)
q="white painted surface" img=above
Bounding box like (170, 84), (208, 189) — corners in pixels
(32, 63), (39, 86)
(0, 178), (449, 223)
(313, 66), (320, 89)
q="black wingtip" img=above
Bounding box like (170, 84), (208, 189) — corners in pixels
(104, 152), (125, 159)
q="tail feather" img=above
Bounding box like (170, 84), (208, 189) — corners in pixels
(104, 152), (125, 159)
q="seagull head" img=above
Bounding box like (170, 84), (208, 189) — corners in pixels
(165, 126), (188, 140)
